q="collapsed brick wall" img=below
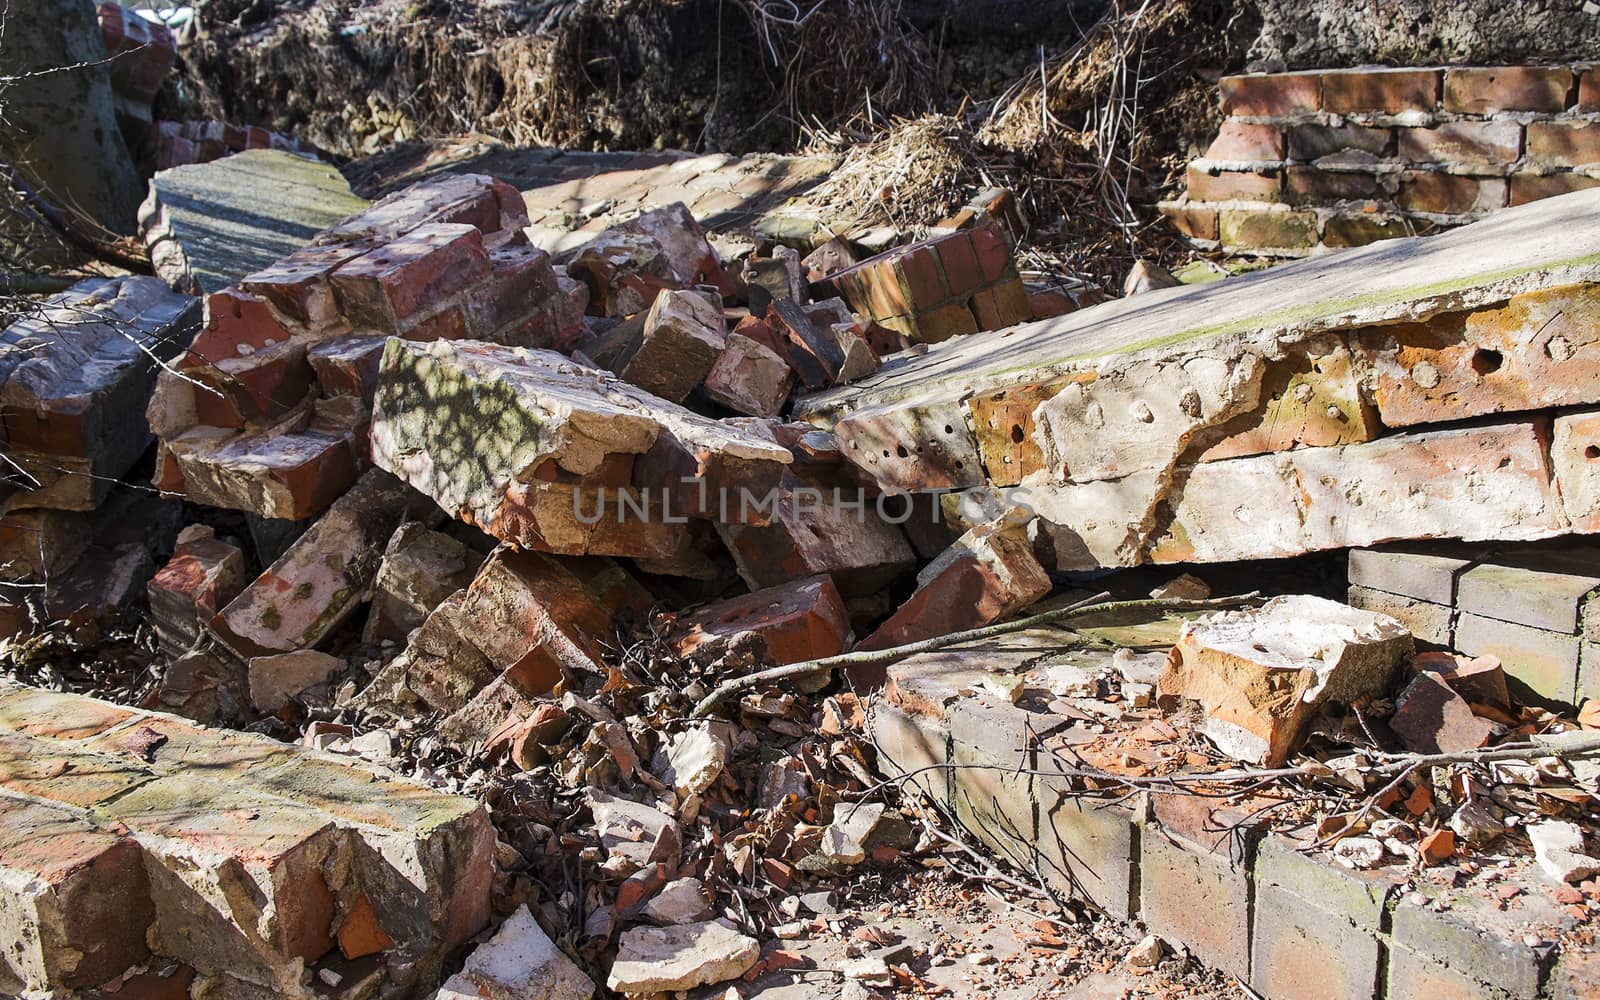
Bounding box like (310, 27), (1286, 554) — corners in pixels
(155, 119), (320, 170)
(1161, 66), (1600, 255)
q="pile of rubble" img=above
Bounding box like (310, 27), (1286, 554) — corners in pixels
(6, 24), (1600, 994)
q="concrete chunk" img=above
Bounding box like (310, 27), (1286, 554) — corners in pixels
(436, 905), (593, 1000)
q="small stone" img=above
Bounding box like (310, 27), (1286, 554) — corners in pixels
(841, 956), (893, 984)
(1529, 821), (1600, 884)
(246, 650), (342, 713)
(817, 803), (887, 866)
(656, 723), (729, 799)
(1333, 836), (1385, 869)
(437, 905), (594, 1000)
(1449, 801), (1505, 846)
(607, 920), (760, 994)
(1125, 934), (1163, 968)
(641, 877), (710, 925)
(1149, 573), (1210, 601)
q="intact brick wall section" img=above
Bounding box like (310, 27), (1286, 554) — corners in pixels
(1162, 65), (1600, 255)
(870, 684), (1591, 999)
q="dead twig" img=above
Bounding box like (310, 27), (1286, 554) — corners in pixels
(691, 591), (1263, 718)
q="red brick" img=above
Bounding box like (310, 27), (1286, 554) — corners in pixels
(896, 244), (948, 311)
(675, 575), (850, 665)
(168, 423), (360, 521)
(1398, 171), (1507, 214)
(404, 305), (469, 343)
(1443, 66), (1574, 114)
(1398, 121), (1523, 168)
(1219, 72), (1321, 116)
(241, 242), (373, 326)
(465, 244), (560, 341)
(1322, 68), (1441, 114)
(968, 222), (1014, 283)
(1510, 171), (1600, 206)
(1203, 120), (1285, 162)
(932, 231), (983, 297)
(0, 796), (154, 990)
(1527, 121), (1600, 167)
(1160, 203), (1220, 241)
(1286, 122), (1392, 161)
(188, 289), (294, 366)
(1581, 67), (1600, 112)
(147, 528), (248, 654)
(1185, 164), (1282, 203)
(330, 223), (490, 332)
(191, 340), (318, 427)
(307, 335), (387, 398)
(1284, 166), (1379, 204)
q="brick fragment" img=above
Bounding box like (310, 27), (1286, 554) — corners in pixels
(616, 288), (726, 402)
(1552, 409), (1600, 531)
(674, 575), (851, 666)
(147, 524), (247, 655)
(1203, 121), (1284, 162)
(1163, 595), (1412, 764)
(1390, 671), (1496, 753)
(241, 241), (373, 328)
(1456, 612), (1580, 707)
(860, 519), (1049, 651)
(702, 332), (795, 417)
(362, 522), (482, 644)
(210, 469), (441, 659)
(566, 232), (677, 317)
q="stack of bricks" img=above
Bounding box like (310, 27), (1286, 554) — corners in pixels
(1161, 65), (1600, 255)
(811, 222), (1032, 343)
(0, 278), (199, 637)
(872, 638), (1595, 1000)
(1350, 542), (1600, 709)
(0, 683), (491, 999)
(148, 171), (586, 523)
(155, 119), (322, 171)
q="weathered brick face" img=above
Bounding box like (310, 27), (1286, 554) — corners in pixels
(1164, 62), (1600, 253)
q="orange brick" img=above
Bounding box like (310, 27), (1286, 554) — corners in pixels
(1510, 171), (1600, 206)
(674, 575), (850, 665)
(1398, 121), (1523, 169)
(1203, 120), (1285, 161)
(1186, 164), (1282, 202)
(1219, 72), (1321, 116)
(1443, 66), (1574, 114)
(1526, 121), (1600, 167)
(1322, 68), (1440, 114)
(1160, 203), (1220, 241)
(1397, 171), (1507, 214)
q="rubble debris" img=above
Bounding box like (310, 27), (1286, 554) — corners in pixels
(1162, 595), (1413, 764)
(1, 276), (199, 512)
(141, 150), (369, 293)
(640, 877), (711, 925)
(436, 905), (594, 1000)
(1527, 820), (1600, 884)
(1126, 934), (1164, 968)
(606, 920), (761, 994)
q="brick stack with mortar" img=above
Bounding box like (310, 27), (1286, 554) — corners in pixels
(1162, 65), (1600, 255)
(871, 632), (1593, 1000)
(154, 119), (322, 170)
(1350, 541), (1600, 708)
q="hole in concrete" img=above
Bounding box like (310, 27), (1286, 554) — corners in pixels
(1011, 425), (1025, 443)
(944, 425), (955, 435)
(881, 449), (890, 458)
(1586, 445), (1600, 460)
(896, 445), (909, 458)
(1471, 348), (1503, 375)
